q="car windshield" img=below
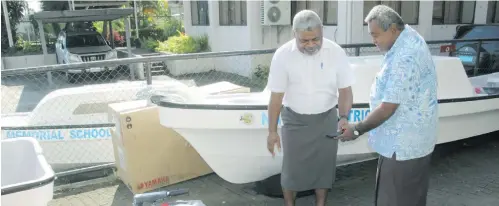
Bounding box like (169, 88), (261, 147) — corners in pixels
(66, 34), (107, 48)
(455, 26), (499, 39)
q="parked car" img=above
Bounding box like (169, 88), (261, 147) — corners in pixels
(451, 24), (499, 76)
(55, 22), (119, 83)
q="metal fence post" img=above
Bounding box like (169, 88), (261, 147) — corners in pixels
(124, 16), (135, 80)
(355, 47), (360, 56)
(37, 19), (53, 87)
(145, 62), (152, 85)
(473, 40), (482, 76)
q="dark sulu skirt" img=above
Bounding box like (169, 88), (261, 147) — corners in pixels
(280, 106), (339, 192)
(375, 152), (433, 206)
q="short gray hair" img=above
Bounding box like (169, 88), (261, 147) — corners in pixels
(292, 10), (323, 32)
(364, 5), (405, 31)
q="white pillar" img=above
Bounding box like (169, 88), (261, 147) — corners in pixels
(350, 1), (365, 44)
(2, 0), (14, 47)
(474, 0), (489, 24)
(417, 1), (434, 40)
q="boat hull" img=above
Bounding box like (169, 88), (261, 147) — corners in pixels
(159, 96), (499, 184)
(1, 126), (114, 171)
(0, 80), (237, 171)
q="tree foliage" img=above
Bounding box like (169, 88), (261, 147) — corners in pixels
(1, 0), (27, 53)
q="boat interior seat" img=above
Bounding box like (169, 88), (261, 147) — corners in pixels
(433, 56), (475, 99)
(348, 56), (476, 103)
(29, 86), (141, 126)
(28, 81), (191, 126)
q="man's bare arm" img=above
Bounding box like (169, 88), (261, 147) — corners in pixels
(338, 86), (353, 118)
(356, 102), (399, 134)
(268, 92), (285, 133)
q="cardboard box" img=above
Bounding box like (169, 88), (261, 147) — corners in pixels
(108, 100), (213, 194)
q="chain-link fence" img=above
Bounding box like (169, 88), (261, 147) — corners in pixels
(1, 38), (498, 176)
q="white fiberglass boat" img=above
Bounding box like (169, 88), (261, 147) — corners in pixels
(0, 79), (226, 171)
(157, 55), (499, 184)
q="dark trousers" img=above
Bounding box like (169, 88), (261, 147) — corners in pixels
(374, 152), (432, 206)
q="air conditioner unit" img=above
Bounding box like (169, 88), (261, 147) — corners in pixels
(260, 0), (291, 26)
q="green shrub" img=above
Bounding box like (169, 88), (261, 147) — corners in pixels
(252, 64), (270, 89)
(253, 64), (270, 81)
(92, 20), (125, 34)
(118, 28), (166, 43)
(111, 17), (185, 47)
(141, 37), (160, 51)
(155, 32), (210, 54)
(12, 37), (42, 54)
(159, 18), (185, 39)
(193, 34), (210, 52)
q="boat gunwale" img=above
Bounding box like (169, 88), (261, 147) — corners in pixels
(157, 93), (499, 110)
(1, 175), (55, 196)
(1, 137), (56, 196)
(2, 94), (497, 130)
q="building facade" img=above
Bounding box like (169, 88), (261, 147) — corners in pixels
(180, 0), (498, 78)
(184, 0), (498, 51)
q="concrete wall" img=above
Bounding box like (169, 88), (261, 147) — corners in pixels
(1, 54), (57, 70)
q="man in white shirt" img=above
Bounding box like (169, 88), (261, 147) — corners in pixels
(266, 10), (355, 206)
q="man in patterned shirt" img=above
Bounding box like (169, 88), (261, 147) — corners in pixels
(336, 5), (438, 206)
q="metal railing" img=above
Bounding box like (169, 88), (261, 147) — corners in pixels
(3, 38), (498, 76)
(1, 38), (498, 178)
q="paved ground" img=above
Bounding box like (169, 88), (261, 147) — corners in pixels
(48, 132), (499, 206)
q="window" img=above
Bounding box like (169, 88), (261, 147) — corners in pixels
(432, 1), (476, 25)
(191, 0), (209, 26)
(66, 34), (107, 48)
(291, 0), (338, 25)
(455, 26), (499, 40)
(487, 0), (499, 23)
(363, 1), (419, 25)
(400, 1), (419, 25)
(219, 0), (247, 26)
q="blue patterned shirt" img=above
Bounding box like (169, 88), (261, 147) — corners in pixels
(367, 25), (439, 161)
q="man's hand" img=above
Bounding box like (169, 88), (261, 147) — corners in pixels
(338, 117), (348, 132)
(334, 123), (361, 142)
(267, 131), (281, 157)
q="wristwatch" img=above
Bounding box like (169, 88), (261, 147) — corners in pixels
(339, 115), (348, 121)
(353, 124), (361, 136)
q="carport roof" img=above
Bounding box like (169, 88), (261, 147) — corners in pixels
(32, 8), (134, 23)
